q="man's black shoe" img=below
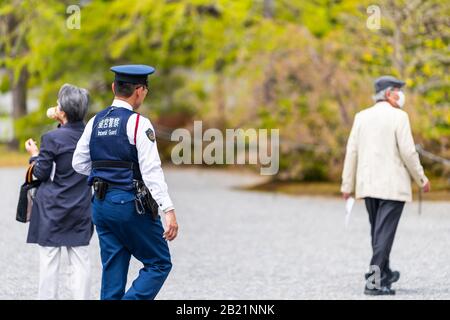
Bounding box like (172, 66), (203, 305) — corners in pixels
(364, 286), (396, 296)
(365, 270), (400, 284)
(386, 270), (400, 284)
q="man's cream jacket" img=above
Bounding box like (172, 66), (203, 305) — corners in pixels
(341, 101), (428, 202)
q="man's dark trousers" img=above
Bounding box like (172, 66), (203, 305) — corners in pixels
(365, 197), (405, 286)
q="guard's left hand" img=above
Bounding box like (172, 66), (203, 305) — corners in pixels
(25, 138), (39, 157)
(163, 210), (178, 241)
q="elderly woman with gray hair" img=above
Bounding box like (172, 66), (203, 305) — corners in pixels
(24, 84), (93, 300)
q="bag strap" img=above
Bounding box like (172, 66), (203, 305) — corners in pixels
(26, 164), (34, 184)
(134, 113), (140, 145)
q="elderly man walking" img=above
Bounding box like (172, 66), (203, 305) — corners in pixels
(341, 75), (430, 296)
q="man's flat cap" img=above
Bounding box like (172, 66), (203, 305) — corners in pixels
(374, 75), (405, 93)
(110, 64), (155, 85)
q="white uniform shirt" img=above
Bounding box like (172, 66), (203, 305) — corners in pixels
(72, 99), (174, 212)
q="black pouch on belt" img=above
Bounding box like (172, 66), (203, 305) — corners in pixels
(134, 180), (159, 219)
(93, 178), (108, 200)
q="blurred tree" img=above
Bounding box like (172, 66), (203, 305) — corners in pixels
(0, 0), (447, 182)
(0, 0), (66, 146)
(333, 0), (449, 177)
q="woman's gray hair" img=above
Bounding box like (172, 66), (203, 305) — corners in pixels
(58, 84), (90, 123)
(372, 86), (392, 102)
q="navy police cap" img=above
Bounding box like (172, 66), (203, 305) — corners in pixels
(374, 75), (405, 93)
(110, 64), (155, 85)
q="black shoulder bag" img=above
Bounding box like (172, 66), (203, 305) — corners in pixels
(16, 164), (41, 223)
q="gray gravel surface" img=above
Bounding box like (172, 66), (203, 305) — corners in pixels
(1, 167), (449, 300)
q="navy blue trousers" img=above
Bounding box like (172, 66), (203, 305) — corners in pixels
(92, 189), (172, 300)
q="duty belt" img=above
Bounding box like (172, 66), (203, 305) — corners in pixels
(92, 160), (159, 219)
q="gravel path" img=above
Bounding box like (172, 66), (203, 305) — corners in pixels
(1, 167), (449, 300)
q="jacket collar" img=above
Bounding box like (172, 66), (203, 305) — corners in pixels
(374, 101), (393, 108)
(111, 98), (134, 111)
(60, 121), (85, 129)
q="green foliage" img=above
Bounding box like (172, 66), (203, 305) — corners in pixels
(0, 72), (9, 92)
(0, 0), (448, 180)
(14, 109), (55, 150)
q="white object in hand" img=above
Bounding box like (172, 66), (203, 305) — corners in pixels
(345, 197), (355, 228)
(46, 106), (57, 119)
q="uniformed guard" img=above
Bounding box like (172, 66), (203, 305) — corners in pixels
(72, 64), (178, 300)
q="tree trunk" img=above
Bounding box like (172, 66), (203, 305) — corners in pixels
(393, 24), (404, 78)
(389, 0), (405, 78)
(264, 0), (275, 18)
(336, 93), (350, 126)
(216, 72), (226, 131)
(10, 66), (28, 119)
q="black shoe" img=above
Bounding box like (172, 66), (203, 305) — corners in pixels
(364, 286), (396, 296)
(365, 270), (400, 285)
(387, 270), (400, 284)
